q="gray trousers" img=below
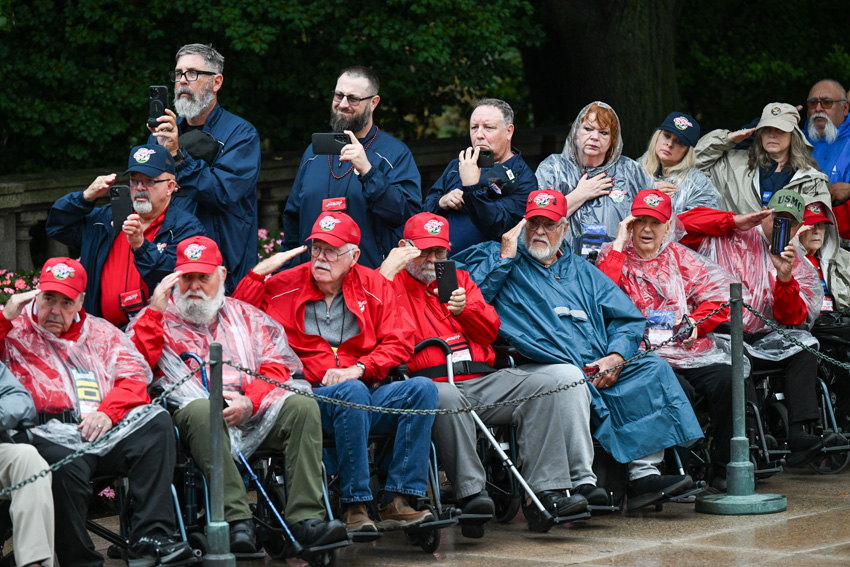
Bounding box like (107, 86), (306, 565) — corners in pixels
(432, 367), (572, 499)
(522, 363), (597, 487)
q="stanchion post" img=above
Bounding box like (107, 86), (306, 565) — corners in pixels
(204, 343), (236, 566)
(695, 284), (786, 515)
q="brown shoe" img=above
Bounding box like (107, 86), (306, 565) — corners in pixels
(341, 503), (377, 533)
(377, 496), (434, 530)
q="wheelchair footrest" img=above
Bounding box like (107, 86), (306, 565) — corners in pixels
(668, 483), (707, 504)
(293, 537), (351, 559)
(553, 510), (591, 523)
(349, 530), (382, 543)
(457, 512), (492, 526)
(822, 443), (850, 454)
(402, 516), (457, 533)
(587, 504), (621, 514)
(233, 552), (266, 561)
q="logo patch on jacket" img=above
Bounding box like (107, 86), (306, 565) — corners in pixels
(610, 189), (628, 203)
(157, 243), (167, 253)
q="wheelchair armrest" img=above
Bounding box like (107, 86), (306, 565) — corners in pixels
(414, 338), (451, 356)
(492, 344), (518, 369)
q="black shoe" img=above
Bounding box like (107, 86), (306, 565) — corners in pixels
(523, 491), (587, 532)
(627, 474), (693, 509)
(573, 484), (609, 506)
(229, 519), (257, 553)
(710, 475), (727, 493)
(458, 491), (495, 516)
(127, 532), (193, 567)
(290, 518), (348, 548)
(787, 432), (843, 467)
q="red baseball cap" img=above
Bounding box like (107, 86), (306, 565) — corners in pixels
(403, 213), (451, 251)
(804, 202), (833, 226)
(631, 189), (672, 223)
(526, 189), (567, 222)
(176, 236), (223, 275)
(39, 257), (87, 299)
(308, 212), (361, 248)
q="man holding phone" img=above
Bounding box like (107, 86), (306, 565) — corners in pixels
(283, 66), (422, 269)
(148, 43), (260, 292)
(378, 212), (594, 534)
(424, 98), (539, 253)
(46, 144), (205, 327)
(679, 190), (835, 463)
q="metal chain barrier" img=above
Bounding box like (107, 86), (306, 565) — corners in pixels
(742, 301), (850, 372)
(0, 365), (203, 498)
(224, 302), (732, 416)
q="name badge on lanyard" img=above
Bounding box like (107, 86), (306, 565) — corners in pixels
(322, 197), (348, 213)
(71, 368), (102, 419)
(441, 333), (473, 363)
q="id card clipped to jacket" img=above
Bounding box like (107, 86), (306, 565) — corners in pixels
(71, 368), (103, 420)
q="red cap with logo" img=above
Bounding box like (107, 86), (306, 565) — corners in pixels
(631, 189), (672, 223)
(176, 236), (223, 275)
(403, 213), (451, 250)
(803, 202), (834, 226)
(525, 189), (568, 222)
(39, 257), (87, 299)
(308, 212), (361, 248)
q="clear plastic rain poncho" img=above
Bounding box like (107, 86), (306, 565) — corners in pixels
(0, 303), (163, 455)
(535, 101), (653, 257)
(695, 224), (823, 360)
(597, 218), (748, 371)
(127, 298), (308, 458)
(640, 157), (722, 216)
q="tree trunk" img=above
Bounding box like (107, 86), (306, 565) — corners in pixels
(522, 0), (681, 159)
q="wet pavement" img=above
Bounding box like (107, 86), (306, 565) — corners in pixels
(83, 466), (850, 567)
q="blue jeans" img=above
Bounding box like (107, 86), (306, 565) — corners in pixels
(315, 376), (437, 503)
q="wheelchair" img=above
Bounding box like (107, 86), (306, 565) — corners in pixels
(172, 352), (350, 566)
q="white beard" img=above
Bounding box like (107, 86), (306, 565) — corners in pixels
(174, 81), (216, 121)
(405, 260), (436, 284)
(524, 232), (560, 263)
(807, 112), (838, 144)
(173, 281), (225, 326)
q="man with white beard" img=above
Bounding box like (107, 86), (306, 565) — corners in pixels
(804, 79), (850, 235)
(129, 236), (348, 553)
(453, 189), (702, 509)
(47, 144), (205, 327)
(147, 43), (261, 292)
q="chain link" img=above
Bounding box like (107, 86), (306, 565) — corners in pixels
(0, 366), (203, 498)
(742, 302), (850, 372)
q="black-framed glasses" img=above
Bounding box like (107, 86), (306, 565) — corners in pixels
(129, 178), (170, 189)
(418, 247), (448, 260)
(169, 69), (218, 82)
(526, 218), (563, 234)
(310, 244), (354, 262)
(806, 97), (847, 110)
(332, 91), (376, 107)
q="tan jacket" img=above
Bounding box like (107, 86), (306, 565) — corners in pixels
(695, 128), (831, 215)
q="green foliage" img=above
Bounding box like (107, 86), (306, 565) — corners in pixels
(0, 0), (539, 174)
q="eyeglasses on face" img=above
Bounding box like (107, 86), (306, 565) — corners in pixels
(169, 69), (218, 82)
(310, 244), (354, 262)
(332, 91), (376, 107)
(526, 218), (563, 233)
(129, 178), (170, 189)
(806, 97), (847, 110)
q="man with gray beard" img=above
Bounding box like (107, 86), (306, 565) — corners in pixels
(453, 189), (702, 509)
(47, 144), (205, 327)
(804, 79), (850, 237)
(147, 43), (261, 292)
(283, 66), (421, 269)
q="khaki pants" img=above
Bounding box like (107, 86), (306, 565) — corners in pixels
(0, 443), (54, 567)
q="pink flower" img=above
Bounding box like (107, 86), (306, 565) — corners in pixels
(258, 228), (269, 240)
(3, 288), (13, 294)
(98, 487), (116, 499)
(14, 279), (26, 290)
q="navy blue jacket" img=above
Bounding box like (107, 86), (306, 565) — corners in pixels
(148, 103), (260, 291)
(46, 192), (206, 318)
(424, 150), (538, 253)
(283, 125), (421, 268)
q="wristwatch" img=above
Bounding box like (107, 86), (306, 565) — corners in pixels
(174, 147), (189, 164)
(355, 362), (366, 378)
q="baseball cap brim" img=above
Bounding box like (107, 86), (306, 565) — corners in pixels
(526, 210), (563, 223)
(124, 163), (168, 177)
(177, 261), (218, 275)
(632, 209), (670, 223)
(309, 233), (348, 248)
(408, 236), (451, 251)
(39, 281), (82, 300)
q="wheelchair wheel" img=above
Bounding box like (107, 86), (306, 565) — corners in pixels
(187, 531), (209, 555)
(415, 527), (441, 554)
(307, 547), (339, 567)
(809, 449), (850, 474)
(764, 400), (789, 444)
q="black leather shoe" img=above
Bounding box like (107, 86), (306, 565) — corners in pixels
(459, 491), (496, 516)
(627, 474), (693, 509)
(523, 491), (587, 532)
(229, 519), (257, 553)
(290, 518), (348, 548)
(573, 484), (609, 506)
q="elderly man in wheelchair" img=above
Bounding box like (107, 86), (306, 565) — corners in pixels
(233, 212), (439, 535)
(129, 236), (348, 554)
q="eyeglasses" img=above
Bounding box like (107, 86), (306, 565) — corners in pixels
(169, 69), (218, 82)
(332, 91), (376, 107)
(310, 244), (354, 262)
(129, 178), (170, 189)
(806, 97), (847, 110)
(526, 218), (563, 234)
(418, 247), (449, 260)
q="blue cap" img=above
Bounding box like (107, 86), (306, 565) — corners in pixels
(123, 145), (176, 177)
(658, 112), (700, 147)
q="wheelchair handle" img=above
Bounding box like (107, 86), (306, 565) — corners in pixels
(180, 352), (208, 391)
(414, 338), (452, 356)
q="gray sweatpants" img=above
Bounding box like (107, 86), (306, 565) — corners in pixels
(432, 367), (572, 499)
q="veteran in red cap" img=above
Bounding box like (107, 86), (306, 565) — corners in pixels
(0, 257), (191, 565)
(233, 212), (438, 534)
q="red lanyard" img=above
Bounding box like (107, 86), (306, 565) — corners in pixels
(328, 127), (380, 179)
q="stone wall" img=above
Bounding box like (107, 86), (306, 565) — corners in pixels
(0, 127), (567, 272)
